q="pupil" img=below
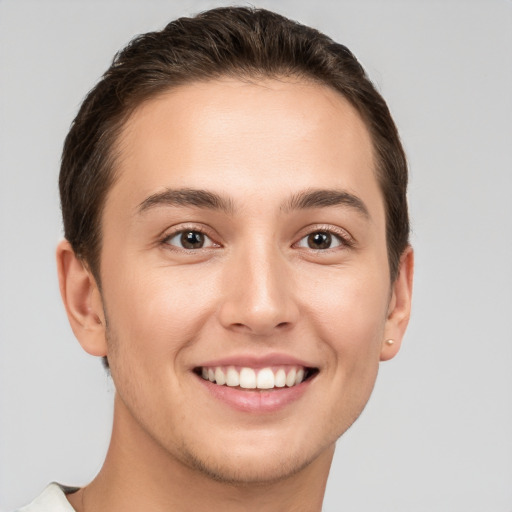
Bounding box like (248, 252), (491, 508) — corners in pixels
(308, 232), (331, 249)
(181, 231), (204, 249)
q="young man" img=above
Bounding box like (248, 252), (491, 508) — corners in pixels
(18, 7), (413, 512)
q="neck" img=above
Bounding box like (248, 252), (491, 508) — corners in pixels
(69, 394), (334, 512)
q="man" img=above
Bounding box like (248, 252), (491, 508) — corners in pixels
(18, 6), (413, 512)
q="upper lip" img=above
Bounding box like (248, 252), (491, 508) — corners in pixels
(194, 353), (319, 369)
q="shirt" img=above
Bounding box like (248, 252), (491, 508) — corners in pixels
(15, 483), (79, 512)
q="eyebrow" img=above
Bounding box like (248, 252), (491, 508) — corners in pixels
(137, 186), (369, 219)
(282, 188), (370, 219)
(137, 188), (235, 215)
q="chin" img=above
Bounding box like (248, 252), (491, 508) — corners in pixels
(181, 445), (318, 485)
(173, 425), (335, 486)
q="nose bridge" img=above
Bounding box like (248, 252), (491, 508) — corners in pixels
(219, 237), (297, 334)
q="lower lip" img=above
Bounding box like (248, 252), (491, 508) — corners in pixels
(196, 375), (313, 413)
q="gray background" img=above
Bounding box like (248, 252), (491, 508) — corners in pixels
(1, 1), (511, 511)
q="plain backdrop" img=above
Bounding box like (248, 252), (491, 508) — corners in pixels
(1, 1), (511, 511)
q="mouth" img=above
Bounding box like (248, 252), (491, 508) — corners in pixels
(194, 365), (319, 390)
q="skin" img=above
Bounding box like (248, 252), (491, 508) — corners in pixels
(57, 78), (413, 512)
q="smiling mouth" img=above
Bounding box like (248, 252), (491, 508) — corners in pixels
(194, 365), (319, 390)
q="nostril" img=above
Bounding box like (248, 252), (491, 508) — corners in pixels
(228, 320), (291, 335)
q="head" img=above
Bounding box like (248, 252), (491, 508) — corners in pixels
(57, 7), (413, 487)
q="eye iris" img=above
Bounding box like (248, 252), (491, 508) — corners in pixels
(308, 232), (331, 249)
(181, 231), (204, 249)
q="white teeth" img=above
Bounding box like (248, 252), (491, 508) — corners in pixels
(199, 365), (313, 389)
(275, 368), (286, 387)
(239, 368), (257, 389)
(256, 368), (275, 389)
(226, 366), (239, 387)
(285, 368), (296, 387)
(215, 367), (226, 385)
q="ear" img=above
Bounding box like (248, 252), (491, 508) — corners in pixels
(56, 239), (107, 357)
(380, 246), (414, 361)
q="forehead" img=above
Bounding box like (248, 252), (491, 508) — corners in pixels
(110, 77), (381, 217)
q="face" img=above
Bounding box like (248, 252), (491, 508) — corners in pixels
(94, 78), (404, 482)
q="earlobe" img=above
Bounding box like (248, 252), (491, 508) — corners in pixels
(56, 239), (107, 357)
(380, 246), (414, 361)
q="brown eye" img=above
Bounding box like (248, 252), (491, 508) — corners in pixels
(307, 232), (332, 249)
(181, 231), (204, 249)
(296, 231), (344, 250)
(165, 230), (217, 250)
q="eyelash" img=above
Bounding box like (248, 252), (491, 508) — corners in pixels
(159, 225), (354, 252)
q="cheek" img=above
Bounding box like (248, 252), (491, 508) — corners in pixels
(102, 262), (220, 365)
(301, 264), (390, 375)
(304, 264), (389, 332)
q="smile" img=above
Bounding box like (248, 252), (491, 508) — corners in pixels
(196, 365), (318, 390)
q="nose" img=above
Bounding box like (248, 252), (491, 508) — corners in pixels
(217, 243), (299, 336)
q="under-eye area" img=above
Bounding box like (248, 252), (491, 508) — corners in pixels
(194, 365), (320, 390)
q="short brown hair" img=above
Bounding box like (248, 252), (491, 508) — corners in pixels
(60, 6), (409, 282)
